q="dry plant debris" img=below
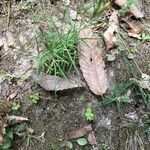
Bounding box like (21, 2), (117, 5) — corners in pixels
(34, 74), (85, 91)
(7, 116), (29, 122)
(79, 28), (109, 95)
(103, 11), (119, 50)
(67, 124), (92, 140)
(125, 20), (142, 38)
(87, 131), (97, 146)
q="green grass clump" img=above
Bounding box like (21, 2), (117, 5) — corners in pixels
(36, 22), (80, 78)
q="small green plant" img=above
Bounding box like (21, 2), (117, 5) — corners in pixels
(0, 117), (26, 150)
(11, 101), (20, 111)
(138, 33), (150, 42)
(85, 106), (94, 121)
(36, 17), (80, 78)
(80, 95), (85, 101)
(77, 138), (88, 146)
(101, 83), (132, 106)
(93, 0), (110, 18)
(29, 92), (40, 104)
(100, 142), (109, 150)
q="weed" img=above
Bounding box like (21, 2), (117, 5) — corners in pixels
(11, 101), (20, 111)
(36, 17), (80, 78)
(29, 92), (40, 104)
(92, 0), (110, 18)
(19, 74), (28, 81)
(85, 106), (94, 121)
(50, 143), (57, 150)
(101, 83), (132, 106)
(80, 95), (85, 101)
(100, 142), (109, 150)
(0, 117), (26, 150)
(115, 32), (149, 107)
(138, 33), (150, 42)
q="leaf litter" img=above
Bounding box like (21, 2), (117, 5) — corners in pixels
(79, 28), (109, 95)
(34, 74), (85, 91)
(67, 124), (92, 140)
(123, 19), (142, 38)
(103, 11), (119, 50)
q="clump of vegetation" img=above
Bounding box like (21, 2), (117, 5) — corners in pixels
(29, 92), (40, 104)
(85, 106), (94, 121)
(93, 0), (110, 18)
(101, 83), (132, 106)
(11, 101), (21, 111)
(36, 20), (80, 78)
(0, 117), (26, 150)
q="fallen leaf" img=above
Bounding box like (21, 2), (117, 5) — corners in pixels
(34, 74), (85, 91)
(114, 0), (144, 18)
(103, 11), (119, 50)
(67, 124), (92, 140)
(92, 23), (107, 32)
(79, 28), (109, 95)
(125, 20), (142, 38)
(87, 131), (97, 145)
(7, 92), (17, 101)
(7, 116), (29, 123)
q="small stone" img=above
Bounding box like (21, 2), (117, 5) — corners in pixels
(125, 112), (139, 122)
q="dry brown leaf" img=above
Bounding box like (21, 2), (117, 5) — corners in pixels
(79, 28), (109, 95)
(67, 124), (92, 140)
(114, 0), (144, 18)
(7, 92), (17, 101)
(34, 74), (85, 91)
(87, 131), (97, 145)
(103, 11), (119, 50)
(125, 21), (142, 38)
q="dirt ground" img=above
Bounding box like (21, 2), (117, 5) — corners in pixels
(0, 0), (150, 150)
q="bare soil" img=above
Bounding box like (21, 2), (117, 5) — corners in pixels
(0, 0), (149, 150)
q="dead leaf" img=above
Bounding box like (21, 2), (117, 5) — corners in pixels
(34, 74), (85, 91)
(92, 23), (107, 32)
(114, 0), (144, 18)
(7, 116), (29, 123)
(67, 124), (92, 140)
(79, 28), (109, 95)
(103, 11), (119, 50)
(125, 21), (142, 38)
(7, 92), (17, 101)
(88, 131), (97, 145)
